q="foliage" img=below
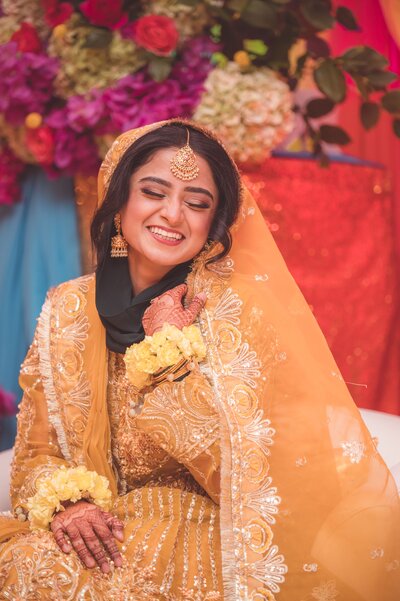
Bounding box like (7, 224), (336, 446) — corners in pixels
(202, 0), (400, 162)
(0, 0), (398, 204)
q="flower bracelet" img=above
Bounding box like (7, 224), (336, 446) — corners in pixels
(26, 465), (112, 530)
(124, 323), (207, 390)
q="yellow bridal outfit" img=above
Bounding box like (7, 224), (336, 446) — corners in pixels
(0, 121), (399, 601)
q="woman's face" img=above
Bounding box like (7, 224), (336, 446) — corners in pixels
(120, 147), (219, 270)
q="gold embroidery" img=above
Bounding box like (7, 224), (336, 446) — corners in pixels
(311, 580), (339, 601)
(137, 371), (219, 464)
(191, 249), (287, 599)
(37, 275), (93, 463)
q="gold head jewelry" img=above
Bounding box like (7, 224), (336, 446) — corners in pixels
(111, 213), (128, 258)
(170, 128), (200, 181)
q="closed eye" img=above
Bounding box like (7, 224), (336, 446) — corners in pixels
(142, 187), (165, 199)
(186, 202), (211, 210)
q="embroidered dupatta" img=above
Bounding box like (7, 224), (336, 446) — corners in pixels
(95, 122), (400, 600)
(2, 121), (399, 601)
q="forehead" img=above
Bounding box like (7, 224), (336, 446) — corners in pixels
(132, 147), (217, 190)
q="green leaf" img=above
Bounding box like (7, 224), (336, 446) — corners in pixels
(336, 6), (359, 30)
(360, 101), (380, 130)
(300, 0), (335, 30)
(211, 52), (228, 67)
(319, 124), (351, 145)
(241, 0), (277, 29)
(306, 97), (335, 118)
(272, 0), (291, 4)
(307, 36), (330, 58)
(314, 58), (346, 103)
(210, 24), (222, 40)
(341, 46), (388, 73)
(83, 29), (112, 49)
(393, 119), (400, 138)
(244, 39), (268, 56)
(381, 90), (400, 114)
(366, 70), (398, 88)
(352, 74), (369, 100)
(148, 58), (172, 82)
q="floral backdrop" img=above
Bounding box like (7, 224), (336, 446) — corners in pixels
(1, 0), (399, 206)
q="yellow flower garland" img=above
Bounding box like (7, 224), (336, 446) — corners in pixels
(27, 465), (112, 530)
(124, 323), (207, 390)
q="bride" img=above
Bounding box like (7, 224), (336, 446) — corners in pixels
(0, 119), (399, 600)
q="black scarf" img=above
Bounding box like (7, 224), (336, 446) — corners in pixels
(95, 244), (192, 353)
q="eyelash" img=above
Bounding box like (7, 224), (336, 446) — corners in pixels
(141, 188), (210, 210)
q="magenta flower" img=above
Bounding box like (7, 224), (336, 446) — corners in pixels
(98, 36), (217, 135)
(0, 42), (58, 125)
(45, 109), (101, 175)
(0, 387), (16, 416)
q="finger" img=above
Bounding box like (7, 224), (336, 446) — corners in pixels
(102, 512), (124, 542)
(94, 523), (123, 568)
(111, 519), (124, 543)
(51, 520), (72, 554)
(173, 283), (188, 301)
(184, 293), (206, 324)
(66, 524), (96, 569)
(82, 525), (110, 573)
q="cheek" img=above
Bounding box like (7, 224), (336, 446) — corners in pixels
(190, 212), (215, 241)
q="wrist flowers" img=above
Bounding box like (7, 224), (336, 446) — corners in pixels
(124, 323), (207, 390)
(27, 465), (112, 530)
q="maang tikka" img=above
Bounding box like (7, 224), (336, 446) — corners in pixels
(170, 128), (200, 181)
(111, 213), (128, 258)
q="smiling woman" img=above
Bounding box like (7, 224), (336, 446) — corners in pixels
(0, 120), (399, 601)
(121, 147), (218, 294)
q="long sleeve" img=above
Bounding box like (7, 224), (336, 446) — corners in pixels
(135, 369), (220, 504)
(10, 318), (69, 514)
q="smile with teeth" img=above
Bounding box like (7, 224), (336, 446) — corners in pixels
(148, 226), (184, 241)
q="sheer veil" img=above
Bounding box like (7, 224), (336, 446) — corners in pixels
(98, 121), (400, 601)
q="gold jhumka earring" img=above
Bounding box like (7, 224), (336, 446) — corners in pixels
(170, 128), (200, 181)
(110, 213), (128, 258)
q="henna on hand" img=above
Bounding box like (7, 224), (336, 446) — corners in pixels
(51, 500), (124, 573)
(143, 283), (207, 336)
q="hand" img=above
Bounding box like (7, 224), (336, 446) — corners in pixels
(51, 500), (124, 573)
(142, 283), (206, 336)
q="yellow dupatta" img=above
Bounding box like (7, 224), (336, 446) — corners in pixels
(96, 121), (400, 600)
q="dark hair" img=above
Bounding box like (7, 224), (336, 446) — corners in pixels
(91, 122), (241, 267)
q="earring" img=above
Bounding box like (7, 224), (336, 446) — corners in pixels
(111, 213), (128, 258)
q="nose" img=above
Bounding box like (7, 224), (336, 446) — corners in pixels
(160, 196), (183, 226)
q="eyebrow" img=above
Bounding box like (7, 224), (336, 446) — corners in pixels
(138, 176), (214, 202)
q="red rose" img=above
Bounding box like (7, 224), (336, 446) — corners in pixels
(79, 0), (128, 30)
(43, 0), (73, 27)
(11, 22), (42, 54)
(26, 125), (55, 165)
(133, 15), (179, 56)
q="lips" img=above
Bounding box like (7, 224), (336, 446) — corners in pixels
(147, 226), (185, 241)
(146, 225), (185, 246)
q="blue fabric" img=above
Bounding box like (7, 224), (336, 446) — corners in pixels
(0, 168), (81, 450)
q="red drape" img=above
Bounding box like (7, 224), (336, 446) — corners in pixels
(331, 0), (400, 260)
(244, 157), (400, 414)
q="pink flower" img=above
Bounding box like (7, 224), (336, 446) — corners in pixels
(0, 42), (58, 125)
(25, 125), (55, 165)
(11, 22), (42, 54)
(79, 0), (128, 30)
(132, 15), (179, 56)
(43, 0), (74, 27)
(0, 387), (16, 416)
(0, 146), (25, 206)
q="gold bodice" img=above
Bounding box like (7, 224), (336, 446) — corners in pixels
(107, 352), (208, 498)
